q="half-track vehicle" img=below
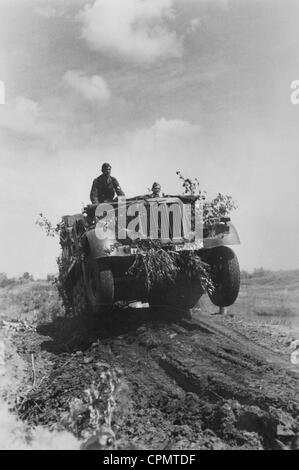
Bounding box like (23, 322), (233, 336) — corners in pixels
(59, 195), (241, 317)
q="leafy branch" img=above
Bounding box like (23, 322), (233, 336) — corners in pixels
(176, 170), (237, 223)
(36, 213), (61, 237)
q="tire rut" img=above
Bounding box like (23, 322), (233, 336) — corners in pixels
(9, 306), (299, 450)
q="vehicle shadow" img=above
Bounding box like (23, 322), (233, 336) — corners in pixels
(36, 304), (190, 355)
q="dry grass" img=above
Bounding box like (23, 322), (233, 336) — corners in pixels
(1, 270), (298, 330)
(230, 270), (299, 331)
(0, 281), (64, 324)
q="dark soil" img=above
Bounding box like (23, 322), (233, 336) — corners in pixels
(5, 303), (298, 450)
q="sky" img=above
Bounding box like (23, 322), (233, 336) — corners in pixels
(0, 0), (299, 278)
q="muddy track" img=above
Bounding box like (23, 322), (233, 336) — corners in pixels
(7, 305), (299, 450)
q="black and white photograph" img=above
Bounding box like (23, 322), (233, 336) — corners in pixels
(0, 0), (298, 453)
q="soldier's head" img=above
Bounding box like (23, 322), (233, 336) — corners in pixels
(151, 182), (161, 197)
(101, 163), (111, 177)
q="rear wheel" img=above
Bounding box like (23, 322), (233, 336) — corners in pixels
(83, 256), (114, 315)
(72, 275), (89, 317)
(207, 246), (240, 307)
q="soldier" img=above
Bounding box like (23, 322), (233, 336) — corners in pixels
(150, 182), (162, 198)
(90, 163), (125, 204)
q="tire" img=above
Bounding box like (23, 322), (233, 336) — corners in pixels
(83, 256), (114, 315)
(72, 275), (89, 317)
(207, 246), (240, 307)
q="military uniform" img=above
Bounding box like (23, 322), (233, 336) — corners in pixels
(90, 174), (125, 204)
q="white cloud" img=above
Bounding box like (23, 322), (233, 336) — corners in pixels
(0, 96), (52, 138)
(78, 0), (182, 63)
(125, 117), (201, 152)
(34, 0), (77, 18)
(63, 70), (111, 103)
(189, 18), (200, 32)
(35, 5), (65, 18)
(121, 118), (202, 188)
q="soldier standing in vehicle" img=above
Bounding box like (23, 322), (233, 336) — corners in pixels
(150, 182), (162, 198)
(90, 163), (125, 203)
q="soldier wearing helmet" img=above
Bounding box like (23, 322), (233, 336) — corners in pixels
(90, 163), (125, 204)
(150, 182), (162, 198)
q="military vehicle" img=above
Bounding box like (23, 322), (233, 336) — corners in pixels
(59, 196), (240, 317)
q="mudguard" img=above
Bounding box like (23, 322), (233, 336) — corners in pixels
(86, 228), (116, 259)
(203, 222), (240, 249)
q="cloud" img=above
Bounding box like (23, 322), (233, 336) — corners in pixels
(63, 70), (111, 103)
(189, 18), (200, 33)
(0, 96), (53, 139)
(35, 4), (65, 18)
(78, 0), (182, 63)
(121, 118), (202, 187)
(125, 117), (201, 152)
(34, 0), (79, 18)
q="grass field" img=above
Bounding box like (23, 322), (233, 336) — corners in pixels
(0, 280), (64, 323)
(0, 270), (299, 334)
(231, 269), (299, 329)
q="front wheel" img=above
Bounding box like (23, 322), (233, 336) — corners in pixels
(72, 275), (89, 317)
(82, 256), (114, 315)
(207, 246), (240, 307)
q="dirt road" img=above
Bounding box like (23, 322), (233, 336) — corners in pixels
(2, 297), (298, 450)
